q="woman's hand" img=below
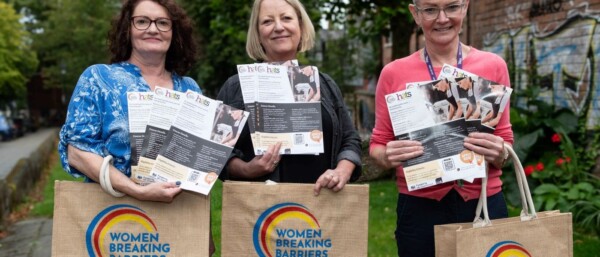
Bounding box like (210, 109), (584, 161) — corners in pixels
(313, 160), (354, 196)
(226, 142), (282, 179)
(371, 140), (423, 169)
(463, 132), (507, 168)
(132, 182), (182, 202)
(247, 142), (282, 174)
(67, 145), (182, 203)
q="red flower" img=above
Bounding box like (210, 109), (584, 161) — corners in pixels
(551, 133), (561, 143)
(524, 165), (535, 176)
(536, 162), (545, 171)
(565, 157), (571, 163)
(556, 158), (564, 165)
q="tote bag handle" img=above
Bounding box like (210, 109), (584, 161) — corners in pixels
(473, 143), (537, 227)
(99, 155), (125, 197)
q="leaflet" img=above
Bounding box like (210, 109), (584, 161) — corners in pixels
(386, 84), (486, 191)
(150, 91), (248, 195)
(136, 87), (185, 185)
(438, 64), (513, 180)
(237, 62), (324, 155)
(127, 92), (154, 184)
(439, 65), (513, 132)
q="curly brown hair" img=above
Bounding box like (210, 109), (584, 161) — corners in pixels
(108, 0), (196, 76)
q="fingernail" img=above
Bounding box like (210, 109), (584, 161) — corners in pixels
(176, 181), (181, 186)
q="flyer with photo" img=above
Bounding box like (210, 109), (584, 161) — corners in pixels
(237, 62), (324, 155)
(127, 92), (154, 184)
(386, 84), (486, 191)
(438, 64), (513, 181)
(439, 64), (513, 133)
(150, 91), (248, 195)
(135, 87), (185, 185)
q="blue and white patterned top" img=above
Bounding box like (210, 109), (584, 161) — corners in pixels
(58, 62), (201, 179)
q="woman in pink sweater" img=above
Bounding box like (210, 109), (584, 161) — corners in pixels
(369, 0), (513, 256)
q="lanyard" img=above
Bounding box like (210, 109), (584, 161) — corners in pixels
(423, 43), (463, 80)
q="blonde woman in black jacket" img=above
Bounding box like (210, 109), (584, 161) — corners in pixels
(217, 0), (362, 195)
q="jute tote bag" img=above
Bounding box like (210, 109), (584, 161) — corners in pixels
(435, 145), (573, 257)
(52, 181), (210, 257)
(221, 182), (369, 257)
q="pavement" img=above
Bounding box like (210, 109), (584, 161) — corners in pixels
(0, 128), (59, 257)
(0, 218), (52, 257)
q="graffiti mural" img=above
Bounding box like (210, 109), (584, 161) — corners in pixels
(482, 0), (600, 129)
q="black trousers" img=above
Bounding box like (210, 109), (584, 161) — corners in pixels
(395, 189), (508, 257)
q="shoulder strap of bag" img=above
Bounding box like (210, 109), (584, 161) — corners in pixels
(473, 143), (537, 227)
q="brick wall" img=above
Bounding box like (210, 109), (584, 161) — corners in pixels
(467, 0), (600, 129)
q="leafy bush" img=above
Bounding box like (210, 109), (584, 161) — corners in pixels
(505, 84), (600, 237)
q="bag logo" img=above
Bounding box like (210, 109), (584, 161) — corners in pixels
(253, 202), (332, 257)
(86, 204), (171, 257)
(486, 240), (532, 257)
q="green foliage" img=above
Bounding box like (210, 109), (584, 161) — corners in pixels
(0, 1), (38, 109)
(210, 179), (223, 256)
(21, 0), (119, 91)
(506, 83), (600, 238)
(323, 0), (414, 59)
(574, 232), (600, 257)
(367, 179), (397, 256)
(509, 84), (578, 161)
(30, 159), (83, 217)
(180, 0), (253, 97)
(317, 33), (366, 89)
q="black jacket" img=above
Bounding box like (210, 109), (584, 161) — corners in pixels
(216, 72), (362, 182)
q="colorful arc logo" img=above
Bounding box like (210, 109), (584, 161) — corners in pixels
(86, 204), (157, 257)
(253, 202), (320, 257)
(486, 240), (532, 257)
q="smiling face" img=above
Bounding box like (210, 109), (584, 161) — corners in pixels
(257, 0), (301, 62)
(130, 0), (172, 59)
(410, 0), (468, 49)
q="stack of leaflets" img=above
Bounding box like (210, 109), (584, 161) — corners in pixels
(127, 87), (248, 195)
(387, 64), (512, 191)
(237, 60), (324, 155)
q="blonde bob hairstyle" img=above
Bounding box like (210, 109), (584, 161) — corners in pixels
(246, 0), (315, 61)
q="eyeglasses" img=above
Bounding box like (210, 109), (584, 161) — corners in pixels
(131, 16), (172, 32)
(415, 3), (466, 20)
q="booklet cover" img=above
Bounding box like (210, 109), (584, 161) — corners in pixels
(439, 64), (513, 133)
(150, 91), (249, 195)
(127, 92), (154, 184)
(237, 62), (324, 155)
(438, 64), (513, 181)
(386, 81), (486, 191)
(135, 87), (185, 185)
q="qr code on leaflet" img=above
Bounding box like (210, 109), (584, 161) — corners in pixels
(294, 134), (304, 145)
(443, 158), (455, 171)
(188, 170), (200, 182)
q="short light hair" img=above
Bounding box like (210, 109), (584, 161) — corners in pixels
(246, 0), (315, 61)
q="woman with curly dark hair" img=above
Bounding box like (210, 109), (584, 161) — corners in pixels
(58, 1), (214, 254)
(108, 0), (197, 76)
